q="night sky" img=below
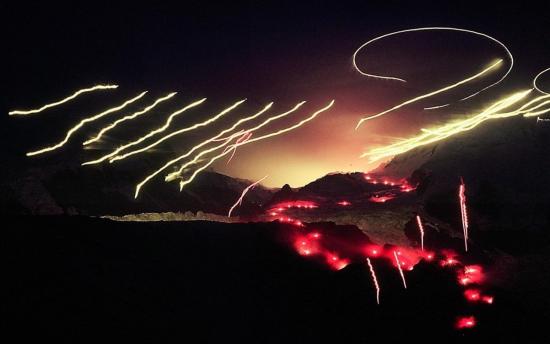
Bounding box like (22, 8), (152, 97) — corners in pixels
(2, 1), (549, 187)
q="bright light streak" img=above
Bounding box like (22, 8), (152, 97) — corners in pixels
(165, 101), (306, 183)
(177, 100), (335, 191)
(109, 99), (244, 162)
(132, 101), (288, 198)
(416, 215), (425, 251)
(227, 175), (268, 217)
(83, 92), (177, 145)
(9, 84), (119, 116)
(355, 59), (503, 129)
(361, 89), (534, 162)
(352, 27), (513, 110)
(26, 91), (147, 156)
(225, 131), (252, 164)
(81, 97), (206, 165)
(534, 67), (550, 95)
(393, 251), (407, 289)
(459, 178), (469, 252)
(366, 258), (380, 305)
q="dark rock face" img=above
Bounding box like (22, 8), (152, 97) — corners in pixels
(379, 116), (550, 234)
(2, 161), (273, 216)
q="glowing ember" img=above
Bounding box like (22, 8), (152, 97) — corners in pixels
(337, 200), (351, 206)
(365, 245), (383, 257)
(458, 265), (484, 285)
(416, 215), (425, 251)
(464, 289), (481, 302)
(459, 177), (469, 252)
(481, 295), (494, 304)
(456, 316), (476, 329)
(366, 258), (381, 305)
(368, 195), (394, 203)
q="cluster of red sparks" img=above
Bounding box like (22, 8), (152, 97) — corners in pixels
(259, 176), (491, 331)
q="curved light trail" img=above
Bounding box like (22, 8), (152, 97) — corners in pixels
(81, 97), (207, 165)
(227, 175), (268, 217)
(83, 92), (177, 145)
(27, 91), (147, 156)
(9, 84), (119, 116)
(109, 99), (245, 163)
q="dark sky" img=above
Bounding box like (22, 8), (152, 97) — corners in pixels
(2, 1), (549, 186)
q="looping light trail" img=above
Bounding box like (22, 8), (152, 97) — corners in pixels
(81, 97), (207, 165)
(533, 67), (550, 95)
(355, 59), (503, 129)
(83, 92), (177, 145)
(26, 91), (147, 156)
(109, 99), (245, 163)
(177, 100), (335, 191)
(227, 175), (268, 217)
(366, 258), (381, 304)
(9, 84), (119, 116)
(352, 27), (513, 109)
(393, 251), (407, 289)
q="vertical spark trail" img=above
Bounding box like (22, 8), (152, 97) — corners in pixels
(132, 102), (278, 198)
(366, 258), (380, 304)
(81, 98), (207, 165)
(416, 215), (425, 251)
(534, 68), (550, 95)
(109, 99), (246, 162)
(26, 91), (147, 156)
(227, 175), (268, 217)
(394, 251), (407, 289)
(83, 92), (177, 145)
(361, 89), (536, 162)
(9, 84), (119, 116)
(459, 178), (469, 252)
(177, 100), (335, 191)
(352, 27), (513, 108)
(355, 59), (503, 129)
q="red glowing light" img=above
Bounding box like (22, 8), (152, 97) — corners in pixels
(481, 295), (494, 304)
(464, 289), (481, 301)
(458, 265), (484, 285)
(366, 245), (383, 257)
(310, 232), (321, 239)
(456, 316), (476, 329)
(337, 200), (351, 206)
(369, 195), (394, 203)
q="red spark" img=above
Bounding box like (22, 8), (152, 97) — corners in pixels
(368, 195), (395, 203)
(458, 265), (484, 285)
(464, 289), (481, 302)
(366, 258), (381, 304)
(365, 245), (383, 257)
(337, 200), (351, 206)
(456, 316), (476, 329)
(481, 295), (494, 304)
(459, 177), (469, 252)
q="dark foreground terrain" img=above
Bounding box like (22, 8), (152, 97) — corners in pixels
(5, 216), (550, 343)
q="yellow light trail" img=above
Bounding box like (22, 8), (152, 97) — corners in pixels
(177, 100), (335, 191)
(533, 68), (550, 95)
(109, 99), (245, 163)
(83, 92), (177, 145)
(81, 97), (207, 165)
(227, 175), (268, 217)
(9, 84), (119, 116)
(164, 101), (306, 183)
(361, 89), (545, 162)
(26, 91), (147, 157)
(352, 27), (513, 105)
(355, 59), (503, 130)
(134, 101), (306, 198)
